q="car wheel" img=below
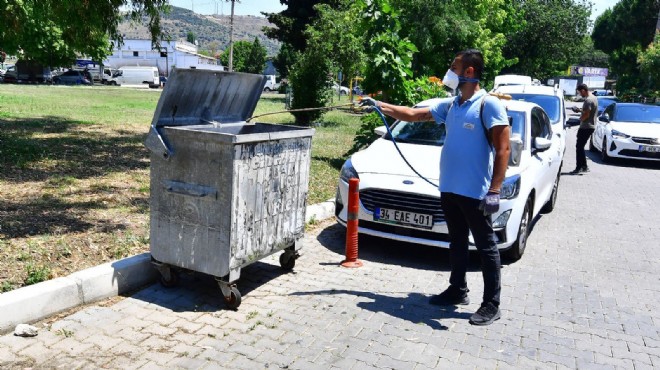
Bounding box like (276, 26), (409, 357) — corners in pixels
(601, 138), (610, 163)
(264, 87), (271, 92)
(589, 136), (597, 152)
(541, 172), (560, 214)
(504, 196), (532, 262)
(110, 81), (117, 86)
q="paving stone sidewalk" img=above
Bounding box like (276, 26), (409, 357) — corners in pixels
(1, 127), (659, 369)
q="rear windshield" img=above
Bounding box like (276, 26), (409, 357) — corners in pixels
(614, 105), (660, 123)
(508, 94), (561, 124)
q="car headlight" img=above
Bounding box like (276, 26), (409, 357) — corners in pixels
(611, 129), (630, 139)
(339, 160), (359, 182)
(500, 175), (521, 200)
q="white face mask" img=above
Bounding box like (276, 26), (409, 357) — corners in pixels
(442, 69), (459, 90)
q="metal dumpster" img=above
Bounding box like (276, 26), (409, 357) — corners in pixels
(144, 68), (314, 309)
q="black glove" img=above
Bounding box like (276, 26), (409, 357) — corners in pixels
(359, 97), (380, 113)
(479, 191), (500, 216)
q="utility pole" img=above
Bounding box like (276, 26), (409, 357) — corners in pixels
(228, 0), (236, 72)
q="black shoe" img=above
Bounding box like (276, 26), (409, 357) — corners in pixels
(429, 286), (469, 306)
(569, 168), (582, 175)
(469, 302), (501, 326)
(581, 166), (590, 173)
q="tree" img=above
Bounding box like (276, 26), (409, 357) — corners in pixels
(393, 0), (521, 83)
(574, 38), (610, 67)
(289, 48), (333, 125)
(357, 0), (417, 104)
(592, 0), (660, 91)
(273, 43), (297, 79)
(0, 0), (169, 66)
(263, 0), (342, 78)
(638, 37), (660, 92)
(286, 1), (365, 125)
(501, 0), (592, 80)
(244, 38), (267, 74)
(305, 2), (365, 88)
(219, 39), (267, 74)
(186, 31), (196, 44)
(220, 41), (250, 72)
(262, 0), (342, 52)
(207, 41), (221, 59)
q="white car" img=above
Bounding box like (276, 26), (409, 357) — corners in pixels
(335, 98), (563, 261)
(332, 83), (350, 95)
(493, 84), (567, 156)
(591, 103), (660, 162)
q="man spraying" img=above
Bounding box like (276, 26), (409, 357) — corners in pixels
(360, 49), (510, 326)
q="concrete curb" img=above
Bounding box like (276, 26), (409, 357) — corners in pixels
(0, 201), (336, 333)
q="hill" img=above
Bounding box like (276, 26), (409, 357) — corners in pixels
(118, 6), (281, 56)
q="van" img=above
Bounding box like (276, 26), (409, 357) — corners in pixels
(263, 74), (280, 92)
(116, 66), (159, 87)
(493, 74), (533, 89)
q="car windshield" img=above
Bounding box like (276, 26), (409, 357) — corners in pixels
(614, 105), (660, 123)
(508, 94), (560, 124)
(386, 121), (446, 146)
(598, 97), (619, 108)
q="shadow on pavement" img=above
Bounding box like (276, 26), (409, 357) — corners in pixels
(316, 223), (484, 273)
(129, 260), (290, 312)
(291, 289), (473, 330)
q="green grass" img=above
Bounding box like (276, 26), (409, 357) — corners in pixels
(0, 86), (359, 204)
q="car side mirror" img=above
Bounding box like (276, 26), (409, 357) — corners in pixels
(599, 113), (609, 123)
(374, 126), (387, 136)
(533, 137), (552, 152)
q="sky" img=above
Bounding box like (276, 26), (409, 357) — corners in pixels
(591, 0), (620, 21)
(169, 0), (620, 20)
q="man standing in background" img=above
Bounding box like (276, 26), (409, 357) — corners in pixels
(571, 84), (598, 174)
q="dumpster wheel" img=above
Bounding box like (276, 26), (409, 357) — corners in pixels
(159, 269), (179, 288)
(279, 250), (298, 271)
(223, 287), (242, 309)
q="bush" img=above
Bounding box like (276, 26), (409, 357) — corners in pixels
(289, 50), (333, 125)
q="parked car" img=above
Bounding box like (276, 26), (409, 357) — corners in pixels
(332, 83), (350, 95)
(263, 74), (280, 92)
(53, 70), (92, 85)
(335, 98), (563, 261)
(590, 103), (660, 162)
(492, 84), (566, 155)
(593, 89), (613, 96)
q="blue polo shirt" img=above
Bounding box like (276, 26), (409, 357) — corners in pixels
(429, 90), (508, 200)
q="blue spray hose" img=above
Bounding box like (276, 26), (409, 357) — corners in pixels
(371, 106), (440, 189)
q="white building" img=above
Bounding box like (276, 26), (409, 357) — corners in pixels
(104, 39), (224, 76)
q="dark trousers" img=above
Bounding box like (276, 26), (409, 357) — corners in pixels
(576, 128), (594, 169)
(441, 192), (501, 306)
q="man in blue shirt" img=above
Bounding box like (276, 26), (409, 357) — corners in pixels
(360, 49), (510, 325)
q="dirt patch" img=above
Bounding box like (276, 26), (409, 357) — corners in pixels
(0, 119), (151, 292)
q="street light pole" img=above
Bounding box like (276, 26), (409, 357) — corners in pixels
(228, 0), (235, 72)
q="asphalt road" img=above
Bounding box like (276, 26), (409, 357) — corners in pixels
(1, 125), (659, 369)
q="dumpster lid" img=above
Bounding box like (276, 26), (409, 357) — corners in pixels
(151, 68), (266, 128)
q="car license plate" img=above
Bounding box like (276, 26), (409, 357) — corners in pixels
(639, 145), (660, 153)
(373, 207), (433, 229)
